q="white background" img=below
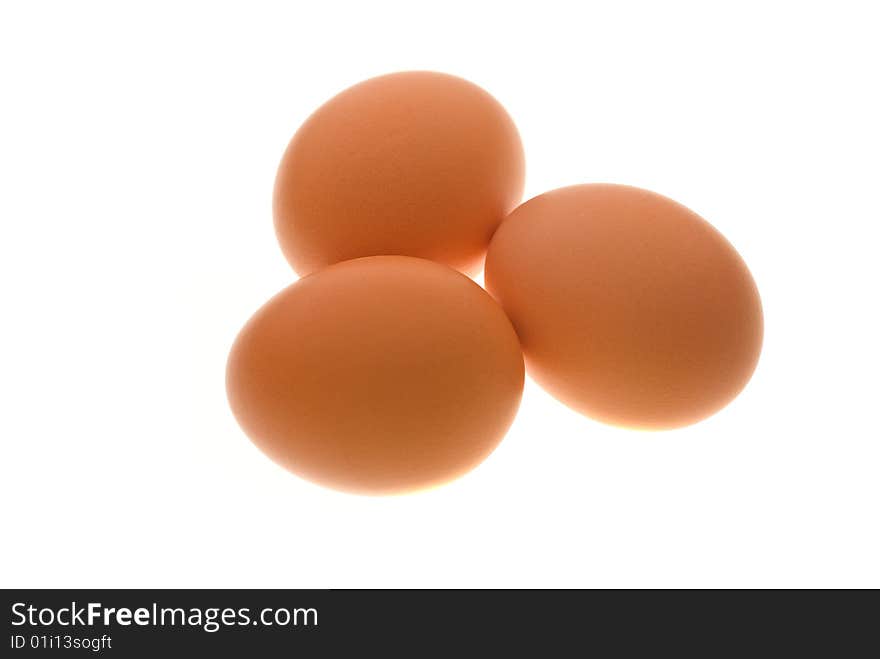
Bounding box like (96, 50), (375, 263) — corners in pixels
(2, 1), (878, 588)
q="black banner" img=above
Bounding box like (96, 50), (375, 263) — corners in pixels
(2, 589), (873, 655)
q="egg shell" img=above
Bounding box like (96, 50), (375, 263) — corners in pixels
(273, 71), (525, 276)
(226, 256), (524, 494)
(485, 184), (763, 430)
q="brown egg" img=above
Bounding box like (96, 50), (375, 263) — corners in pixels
(485, 184), (763, 430)
(273, 71), (525, 276)
(226, 256), (524, 494)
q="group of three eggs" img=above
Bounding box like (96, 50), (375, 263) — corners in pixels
(226, 71), (763, 495)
